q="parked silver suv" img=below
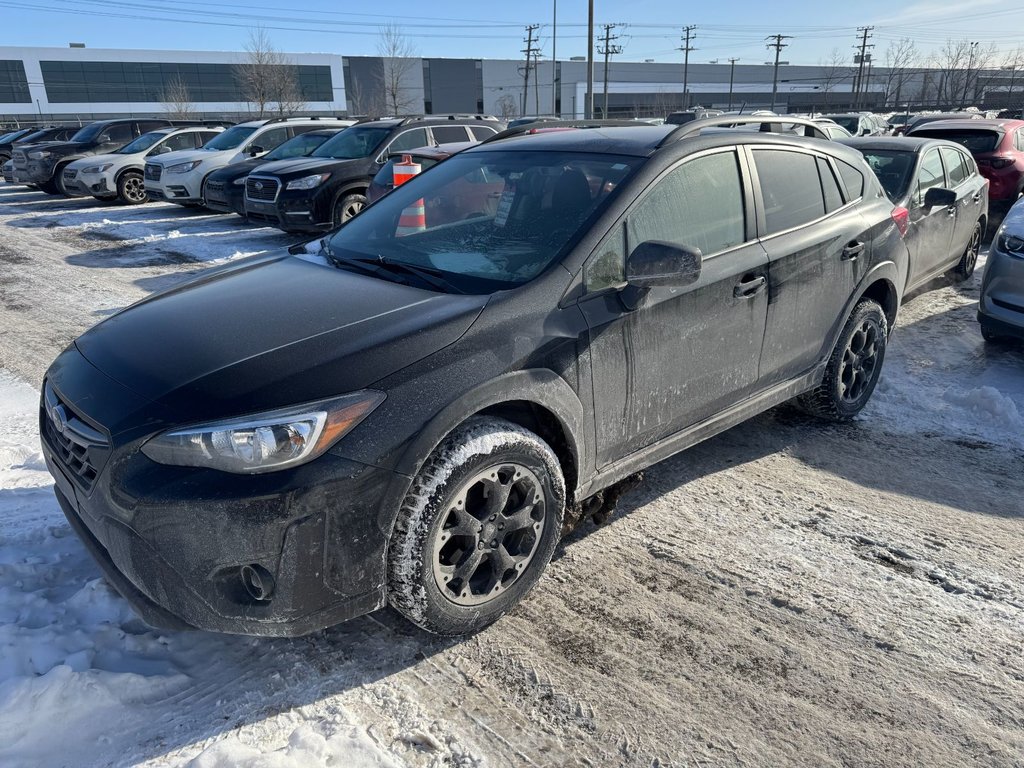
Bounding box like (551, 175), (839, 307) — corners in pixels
(979, 198), (1024, 342)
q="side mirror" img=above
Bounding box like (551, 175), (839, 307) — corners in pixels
(923, 187), (957, 208)
(248, 145), (265, 156)
(626, 240), (702, 289)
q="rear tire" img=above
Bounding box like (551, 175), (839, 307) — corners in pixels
(797, 299), (888, 421)
(116, 171), (148, 204)
(980, 324), (1000, 343)
(954, 221), (982, 281)
(387, 417), (565, 636)
(39, 179), (61, 195)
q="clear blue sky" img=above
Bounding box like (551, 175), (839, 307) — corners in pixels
(3, 0), (1024, 66)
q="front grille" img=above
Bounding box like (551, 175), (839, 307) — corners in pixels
(144, 163), (162, 181)
(13, 149), (25, 162)
(41, 381), (111, 493)
(246, 176), (280, 202)
(63, 169), (77, 181)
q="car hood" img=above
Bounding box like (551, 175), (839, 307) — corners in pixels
(252, 156), (362, 179)
(207, 156), (268, 182)
(27, 140), (90, 156)
(146, 148), (208, 167)
(74, 252), (488, 422)
(66, 152), (123, 170)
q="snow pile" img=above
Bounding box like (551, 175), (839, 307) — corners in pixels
(943, 385), (1023, 429)
(189, 724), (400, 768)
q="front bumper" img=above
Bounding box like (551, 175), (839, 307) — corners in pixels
(41, 374), (395, 636)
(21, 157), (59, 183)
(203, 179), (246, 216)
(978, 252), (1024, 339)
(146, 168), (204, 204)
(77, 169), (116, 198)
(245, 186), (333, 233)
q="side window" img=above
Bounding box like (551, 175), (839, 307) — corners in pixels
(138, 120), (168, 133)
(817, 157), (844, 213)
(432, 126), (470, 144)
(1016, 129), (1024, 152)
(752, 149), (825, 235)
(584, 222), (626, 292)
(470, 126), (498, 140)
(197, 131), (219, 146)
(100, 124), (134, 145)
(160, 132), (198, 152)
(290, 125), (319, 137)
(916, 149), (946, 205)
(249, 127), (289, 152)
(388, 128), (430, 153)
(940, 147), (968, 187)
(837, 160), (865, 201)
(630, 151), (746, 256)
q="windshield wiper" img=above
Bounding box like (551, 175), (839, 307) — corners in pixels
(323, 249), (464, 294)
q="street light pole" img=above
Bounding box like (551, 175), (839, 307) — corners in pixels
(551, 0), (557, 116)
(585, 0), (594, 118)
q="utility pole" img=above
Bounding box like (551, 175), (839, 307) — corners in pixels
(598, 23), (623, 118)
(678, 25), (697, 109)
(853, 27), (873, 109)
(962, 40), (979, 107)
(727, 57), (739, 110)
(551, 0), (557, 115)
(765, 34), (791, 112)
(521, 24), (540, 117)
(585, 0), (594, 118)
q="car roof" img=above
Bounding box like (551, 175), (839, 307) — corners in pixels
(838, 136), (971, 153)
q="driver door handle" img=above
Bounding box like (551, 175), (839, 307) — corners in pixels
(734, 274), (767, 298)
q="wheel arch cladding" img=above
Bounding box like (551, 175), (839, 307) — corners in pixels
(860, 277), (899, 330)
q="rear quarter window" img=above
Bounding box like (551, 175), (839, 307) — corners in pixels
(837, 160), (865, 201)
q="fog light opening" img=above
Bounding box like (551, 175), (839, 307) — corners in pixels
(240, 564), (276, 601)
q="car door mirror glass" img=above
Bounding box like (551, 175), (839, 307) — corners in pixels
(626, 240), (702, 288)
(923, 187), (956, 208)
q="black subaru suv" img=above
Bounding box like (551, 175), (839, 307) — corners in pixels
(41, 117), (910, 638)
(15, 118), (224, 195)
(244, 115), (503, 231)
(203, 128), (348, 217)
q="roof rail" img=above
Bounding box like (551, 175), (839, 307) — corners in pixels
(657, 115), (831, 147)
(396, 114), (499, 126)
(262, 115), (353, 125)
(480, 119), (650, 145)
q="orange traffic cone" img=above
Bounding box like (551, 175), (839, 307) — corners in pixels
(396, 198), (426, 236)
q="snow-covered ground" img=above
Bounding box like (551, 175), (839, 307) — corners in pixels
(1, 184), (1023, 768)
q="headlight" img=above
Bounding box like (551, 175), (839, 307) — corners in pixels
(286, 173), (331, 190)
(80, 163), (113, 174)
(165, 160), (202, 174)
(28, 150), (52, 160)
(232, 176), (247, 186)
(998, 232), (1024, 257)
(141, 391), (385, 473)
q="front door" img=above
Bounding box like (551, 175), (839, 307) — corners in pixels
(579, 149), (770, 467)
(906, 147), (956, 286)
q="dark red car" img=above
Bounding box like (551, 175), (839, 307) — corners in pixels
(366, 141), (478, 204)
(908, 119), (1024, 206)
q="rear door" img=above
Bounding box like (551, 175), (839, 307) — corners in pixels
(940, 146), (985, 263)
(751, 146), (867, 386)
(579, 148), (770, 465)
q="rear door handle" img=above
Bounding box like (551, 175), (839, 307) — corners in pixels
(947, 205), (957, 217)
(734, 274), (767, 298)
(972, 191), (983, 204)
(841, 241), (865, 260)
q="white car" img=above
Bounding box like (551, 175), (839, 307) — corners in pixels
(144, 117), (354, 206)
(62, 126), (226, 204)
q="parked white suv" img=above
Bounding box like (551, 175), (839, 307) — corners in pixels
(144, 117), (354, 206)
(63, 126), (226, 204)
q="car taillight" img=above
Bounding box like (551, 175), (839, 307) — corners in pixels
(891, 206), (909, 238)
(984, 157), (1015, 169)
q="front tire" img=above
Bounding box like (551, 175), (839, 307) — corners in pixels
(797, 299), (888, 421)
(387, 418), (565, 636)
(954, 221), (982, 281)
(117, 171), (148, 204)
(333, 192), (366, 227)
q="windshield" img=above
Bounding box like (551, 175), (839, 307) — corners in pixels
(312, 126), (390, 159)
(12, 129), (46, 143)
(827, 116), (861, 133)
(910, 129), (1001, 154)
(265, 132), (333, 161)
(859, 150), (916, 201)
(324, 150), (640, 293)
(70, 123), (105, 143)
(202, 125), (256, 151)
(116, 131), (166, 154)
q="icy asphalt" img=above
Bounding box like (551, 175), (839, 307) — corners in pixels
(0, 186), (1022, 767)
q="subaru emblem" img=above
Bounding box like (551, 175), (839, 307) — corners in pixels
(50, 404), (68, 436)
(254, 181), (263, 191)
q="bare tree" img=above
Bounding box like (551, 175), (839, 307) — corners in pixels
(234, 27), (306, 118)
(378, 23), (419, 115)
(1000, 47), (1024, 109)
(159, 74), (195, 119)
(819, 48), (853, 109)
(883, 38), (918, 109)
(346, 75), (385, 117)
(495, 93), (519, 121)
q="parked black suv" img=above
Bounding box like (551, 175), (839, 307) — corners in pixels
(203, 128), (348, 217)
(42, 117), (908, 638)
(0, 126), (48, 164)
(244, 115), (503, 231)
(14, 118), (227, 195)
